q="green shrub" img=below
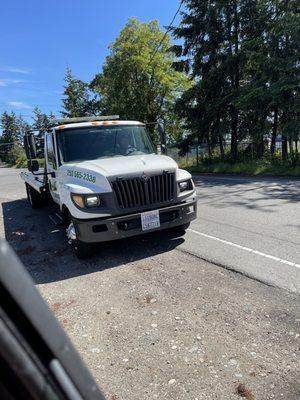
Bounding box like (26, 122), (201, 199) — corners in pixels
(14, 155), (28, 168)
(187, 158), (300, 177)
(14, 156), (45, 169)
(7, 146), (26, 166)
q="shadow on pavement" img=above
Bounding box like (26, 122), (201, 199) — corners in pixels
(193, 175), (300, 212)
(2, 198), (185, 285)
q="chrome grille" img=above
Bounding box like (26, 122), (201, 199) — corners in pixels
(112, 173), (176, 209)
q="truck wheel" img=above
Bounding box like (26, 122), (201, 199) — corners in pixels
(74, 240), (92, 259)
(26, 184), (43, 209)
(66, 221), (92, 259)
(172, 222), (190, 235)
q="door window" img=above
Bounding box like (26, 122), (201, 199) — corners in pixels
(46, 134), (57, 169)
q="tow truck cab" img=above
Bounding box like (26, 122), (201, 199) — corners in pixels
(21, 116), (197, 258)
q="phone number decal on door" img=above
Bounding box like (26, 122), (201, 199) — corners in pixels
(67, 170), (96, 183)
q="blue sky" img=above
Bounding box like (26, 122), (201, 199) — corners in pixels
(0, 0), (181, 122)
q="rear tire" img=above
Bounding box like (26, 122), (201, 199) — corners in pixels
(26, 184), (44, 209)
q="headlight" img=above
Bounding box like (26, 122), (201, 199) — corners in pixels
(178, 179), (192, 192)
(71, 194), (100, 208)
(85, 195), (100, 207)
(71, 194), (85, 208)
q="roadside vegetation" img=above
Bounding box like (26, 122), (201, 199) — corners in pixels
(14, 155), (44, 169)
(0, 1), (299, 176)
(183, 158), (300, 177)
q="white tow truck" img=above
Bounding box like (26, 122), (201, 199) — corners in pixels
(21, 116), (197, 258)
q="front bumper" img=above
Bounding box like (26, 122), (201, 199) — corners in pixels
(73, 200), (197, 243)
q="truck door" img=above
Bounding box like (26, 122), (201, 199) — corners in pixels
(45, 132), (60, 204)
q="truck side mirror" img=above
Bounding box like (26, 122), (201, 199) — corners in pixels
(24, 134), (37, 159)
(27, 159), (39, 172)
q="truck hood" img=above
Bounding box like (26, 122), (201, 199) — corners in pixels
(75, 154), (178, 178)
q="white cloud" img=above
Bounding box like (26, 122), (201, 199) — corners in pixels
(7, 101), (33, 110)
(2, 67), (31, 74)
(0, 78), (25, 86)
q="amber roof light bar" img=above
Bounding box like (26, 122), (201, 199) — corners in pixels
(53, 115), (120, 126)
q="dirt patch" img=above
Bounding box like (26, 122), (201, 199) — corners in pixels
(50, 299), (76, 315)
(17, 245), (35, 255)
(236, 383), (255, 399)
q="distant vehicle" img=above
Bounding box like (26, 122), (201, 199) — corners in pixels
(21, 116), (197, 258)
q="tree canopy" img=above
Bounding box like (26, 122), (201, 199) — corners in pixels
(173, 0), (299, 161)
(1, 10), (299, 165)
(90, 18), (190, 140)
(62, 67), (98, 118)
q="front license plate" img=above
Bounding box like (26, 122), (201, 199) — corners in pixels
(141, 210), (160, 231)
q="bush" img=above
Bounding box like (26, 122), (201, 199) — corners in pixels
(187, 158), (300, 177)
(14, 155), (28, 168)
(6, 145), (26, 166)
(14, 156), (45, 169)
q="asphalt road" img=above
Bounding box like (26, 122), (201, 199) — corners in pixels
(1, 167), (300, 400)
(185, 175), (300, 293)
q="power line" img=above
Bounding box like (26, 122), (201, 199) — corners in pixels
(148, 0), (184, 65)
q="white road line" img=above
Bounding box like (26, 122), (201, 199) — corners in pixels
(187, 228), (300, 270)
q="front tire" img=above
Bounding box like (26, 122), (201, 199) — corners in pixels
(66, 220), (92, 259)
(73, 239), (92, 259)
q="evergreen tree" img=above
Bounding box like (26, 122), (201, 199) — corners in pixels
(32, 107), (55, 157)
(239, 0), (300, 158)
(32, 106), (55, 133)
(61, 68), (98, 118)
(0, 112), (29, 163)
(173, 0), (246, 161)
(173, 0), (299, 161)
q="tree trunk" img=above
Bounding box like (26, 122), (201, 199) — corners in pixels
(196, 135), (199, 166)
(231, 111), (238, 161)
(207, 139), (212, 159)
(256, 137), (264, 158)
(288, 137), (293, 154)
(270, 107), (278, 156)
(219, 133), (225, 160)
(282, 134), (288, 160)
(230, 0), (240, 162)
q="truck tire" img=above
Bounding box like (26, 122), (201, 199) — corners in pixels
(26, 184), (43, 209)
(66, 220), (92, 259)
(74, 239), (92, 259)
(171, 222), (190, 235)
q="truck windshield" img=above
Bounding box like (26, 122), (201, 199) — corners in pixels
(57, 125), (156, 164)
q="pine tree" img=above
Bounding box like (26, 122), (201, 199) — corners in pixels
(32, 107), (55, 157)
(173, 0), (245, 161)
(0, 112), (29, 163)
(61, 68), (98, 118)
(173, 0), (299, 161)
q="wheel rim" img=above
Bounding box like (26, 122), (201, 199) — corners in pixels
(66, 222), (77, 243)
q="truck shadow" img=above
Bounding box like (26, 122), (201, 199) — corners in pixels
(2, 198), (185, 285)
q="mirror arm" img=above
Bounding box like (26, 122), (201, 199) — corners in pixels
(31, 171), (54, 177)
